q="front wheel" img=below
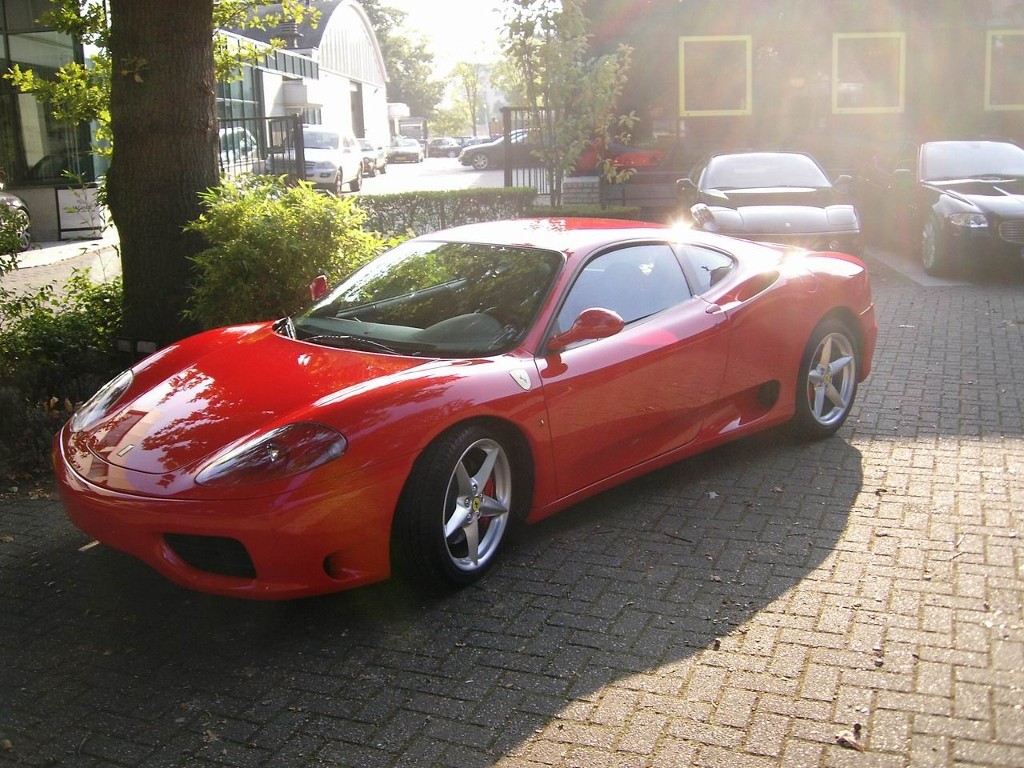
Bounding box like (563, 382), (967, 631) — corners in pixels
(792, 319), (859, 440)
(12, 208), (30, 251)
(392, 425), (518, 587)
(921, 217), (950, 276)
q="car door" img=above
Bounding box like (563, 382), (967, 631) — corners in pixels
(538, 244), (730, 498)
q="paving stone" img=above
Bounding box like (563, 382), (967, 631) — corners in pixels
(1, 249), (1023, 767)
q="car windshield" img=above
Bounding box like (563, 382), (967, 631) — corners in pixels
(920, 141), (1024, 181)
(703, 153), (830, 189)
(304, 130), (339, 150)
(292, 240), (563, 357)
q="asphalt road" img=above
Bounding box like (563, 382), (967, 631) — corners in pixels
(359, 156), (504, 194)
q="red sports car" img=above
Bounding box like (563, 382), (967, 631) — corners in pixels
(54, 219), (876, 600)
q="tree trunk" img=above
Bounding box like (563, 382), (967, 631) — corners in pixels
(107, 0), (218, 349)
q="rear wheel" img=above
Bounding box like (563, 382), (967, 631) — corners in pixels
(792, 319), (859, 440)
(392, 425), (518, 587)
(471, 152), (490, 170)
(349, 170), (362, 192)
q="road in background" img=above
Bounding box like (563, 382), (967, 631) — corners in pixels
(359, 156), (503, 193)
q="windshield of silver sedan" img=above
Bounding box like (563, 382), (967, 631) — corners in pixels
(291, 240), (563, 357)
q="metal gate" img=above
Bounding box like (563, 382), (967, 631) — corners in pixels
(217, 115), (305, 181)
(501, 106), (552, 196)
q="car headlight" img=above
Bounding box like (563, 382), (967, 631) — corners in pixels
(690, 203), (718, 229)
(947, 213), (988, 228)
(196, 422), (347, 487)
(70, 369), (133, 432)
(313, 161), (338, 172)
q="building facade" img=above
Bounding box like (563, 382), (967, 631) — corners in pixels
(587, 0), (1024, 172)
(0, 0), (389, 241)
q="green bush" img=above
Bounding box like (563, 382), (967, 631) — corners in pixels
(0, 270), (124, 478)
(0, 204), (24, 263)
(357, 187), (540, 238)
(185, 176), (397, 329)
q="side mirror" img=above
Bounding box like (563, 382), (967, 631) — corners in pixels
(547, 308), (625, 352)
(309, 274), (329, 302)
(676, 177), (696, 195)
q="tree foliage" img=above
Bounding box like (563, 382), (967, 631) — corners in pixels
(5, 0), (317, 146)
(5, 0), (313, 349)
(359, 0), (445, 120)
(501, 0), (633, 204)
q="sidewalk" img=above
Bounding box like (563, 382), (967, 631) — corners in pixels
(1, 231), (121, 295)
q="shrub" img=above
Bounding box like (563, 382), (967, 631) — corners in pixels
(185, 176), (397, 329)
(0, 204), (24, 264)
(357, 187), (540, 238)
(0, 270), (124, 478)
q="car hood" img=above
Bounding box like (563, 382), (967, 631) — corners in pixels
(932, 178), (1024, 215)
(83, 326), (432, 475)
(704, 202), (859, 234)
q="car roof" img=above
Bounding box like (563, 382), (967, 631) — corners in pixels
(413, 218), (677, 259)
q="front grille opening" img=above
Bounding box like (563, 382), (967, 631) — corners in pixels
(999, 220), (1024, 244)
(757, 380), (781, 409)
(164, 534), (256, 579)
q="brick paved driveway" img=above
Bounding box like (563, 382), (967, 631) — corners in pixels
(1, 252), (1022, 768)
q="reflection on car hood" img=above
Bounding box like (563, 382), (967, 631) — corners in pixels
(932, 178), (1024, 215)
(706, 204), (859, 234)
(83, 326), (429, 475)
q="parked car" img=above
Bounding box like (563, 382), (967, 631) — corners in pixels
(358, 138), (387, 177)
(458, 129), (540, 170)
(388, 137), (424, 163)
(300, 126), (362, 193)
(677, 151), (863, 256)
(458, 132), (664, 175)
(858, 138), (1024, 275)
(54, 217), (876, 599)
(574, 140), (666, 175)
(426, 137), (462, 158)
(217, 126), (259, 178)
(0, 189), (31, 251)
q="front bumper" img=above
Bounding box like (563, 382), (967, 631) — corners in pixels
(53, 429), (411, 600)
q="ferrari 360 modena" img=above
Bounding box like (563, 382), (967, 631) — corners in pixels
(54, 218), (876, 599)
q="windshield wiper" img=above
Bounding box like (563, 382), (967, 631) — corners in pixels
(274, 316), (296, 338)
(302, 334), (405, 355)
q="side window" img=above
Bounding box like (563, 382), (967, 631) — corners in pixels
(555, 244), (691, 332)
(679, 244), (735, 293)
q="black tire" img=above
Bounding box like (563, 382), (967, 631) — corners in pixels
(921, 217), (950, 276)
(792, 318), (859, 440)
(380, 161), (387, 175)
(349, 170), (362, 192)
(471, 152), (490, 170)
(392, 424), (519, 587)
(12, 208), (30, 251)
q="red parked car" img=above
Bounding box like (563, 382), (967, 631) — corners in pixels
(54, 219), (876, 599)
